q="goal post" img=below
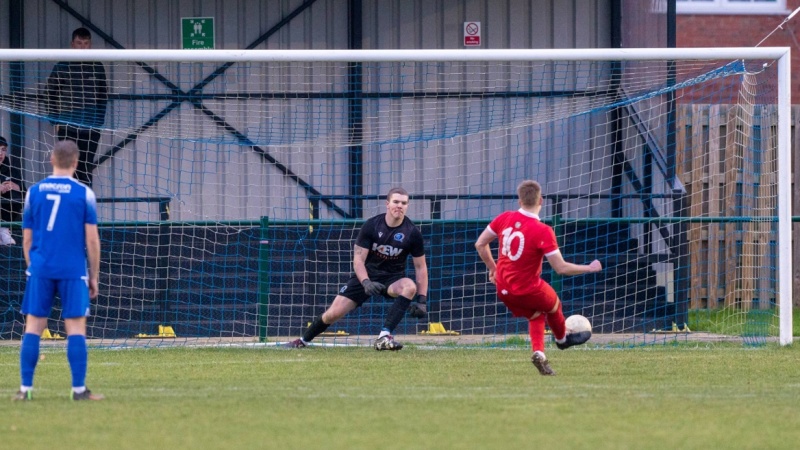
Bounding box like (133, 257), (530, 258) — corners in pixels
(777, 51), (792, 346)
(0, 47), (791, 347)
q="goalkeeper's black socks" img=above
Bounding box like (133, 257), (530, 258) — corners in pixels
(382, 295), (413, 332)
(303, 315), (330, 342)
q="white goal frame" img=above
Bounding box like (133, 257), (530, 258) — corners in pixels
(0, 47), (791, 345)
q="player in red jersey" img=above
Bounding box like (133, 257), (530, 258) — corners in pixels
(475, 180), (601, 375)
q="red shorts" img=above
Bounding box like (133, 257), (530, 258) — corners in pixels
(496, 280), (558, 319)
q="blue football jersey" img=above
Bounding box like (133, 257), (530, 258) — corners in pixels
(22, 175), (98, 279)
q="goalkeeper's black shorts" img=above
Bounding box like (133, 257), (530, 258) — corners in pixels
(337, 273), (406, 306)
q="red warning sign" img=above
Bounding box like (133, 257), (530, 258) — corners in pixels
(464, 22), (481, 47)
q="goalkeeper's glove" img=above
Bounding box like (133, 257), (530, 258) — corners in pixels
(361, 279), (386, 296)
(408, 295), (427, 319)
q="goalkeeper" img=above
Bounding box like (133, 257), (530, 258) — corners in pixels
(287, 187), (429, 351)
(475, 180), (601, 376)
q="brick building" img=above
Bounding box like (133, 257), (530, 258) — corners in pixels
(677, 0), (800, 102)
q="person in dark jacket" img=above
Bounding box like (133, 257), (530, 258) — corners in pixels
(44, 27), (108, 187)
(0, 136), (24, 245)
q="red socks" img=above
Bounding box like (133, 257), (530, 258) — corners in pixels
(528, 315), (546, 352)
(546, 302), (566, 341)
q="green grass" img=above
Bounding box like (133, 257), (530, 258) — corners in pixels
(688, 307), (800, 336)
(2, 344), (800, 450)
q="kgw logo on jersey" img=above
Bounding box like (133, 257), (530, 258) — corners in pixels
(372, 242), (403, 258)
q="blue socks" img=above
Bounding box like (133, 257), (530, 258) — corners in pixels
(20, 333), (89, 391)
(67, 335), (87, 388)
(20, 333), (41, 387)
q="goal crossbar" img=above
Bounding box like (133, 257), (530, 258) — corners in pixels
(0, 47), (790, 62)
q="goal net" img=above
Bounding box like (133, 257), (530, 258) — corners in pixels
(0, 48), (791, 347)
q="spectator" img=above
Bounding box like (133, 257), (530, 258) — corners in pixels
(0, 136), (24, 245)
(44, 27), (108, 187)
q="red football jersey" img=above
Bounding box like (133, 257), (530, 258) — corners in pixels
(487, 209), (559, 294)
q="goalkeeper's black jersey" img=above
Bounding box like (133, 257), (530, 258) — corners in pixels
(355, 214), (425, 278)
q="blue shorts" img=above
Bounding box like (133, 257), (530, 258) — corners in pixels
(22, 276), (91, 319)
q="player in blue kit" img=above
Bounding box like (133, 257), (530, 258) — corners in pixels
(12, 140), (103, 401)
(286, 187), (429, 350)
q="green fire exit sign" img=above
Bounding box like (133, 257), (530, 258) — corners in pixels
(182, 17), (215, 49)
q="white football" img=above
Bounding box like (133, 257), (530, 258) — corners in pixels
(565, 314), (592, 335)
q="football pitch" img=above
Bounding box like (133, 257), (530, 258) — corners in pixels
(2, 343), (799, 450)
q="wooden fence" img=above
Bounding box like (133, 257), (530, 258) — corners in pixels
(676, 104), (796, 309)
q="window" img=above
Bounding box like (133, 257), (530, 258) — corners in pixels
(677, 0), (788, 14)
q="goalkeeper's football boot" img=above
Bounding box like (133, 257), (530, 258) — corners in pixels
(71, 388), (104, 401)
(12, 390), (32, 401)
(531, 352), (555, 376)
(374, 335), (403, 351)
(556, 330), (592, 350)
(285, 339), (307, 348)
